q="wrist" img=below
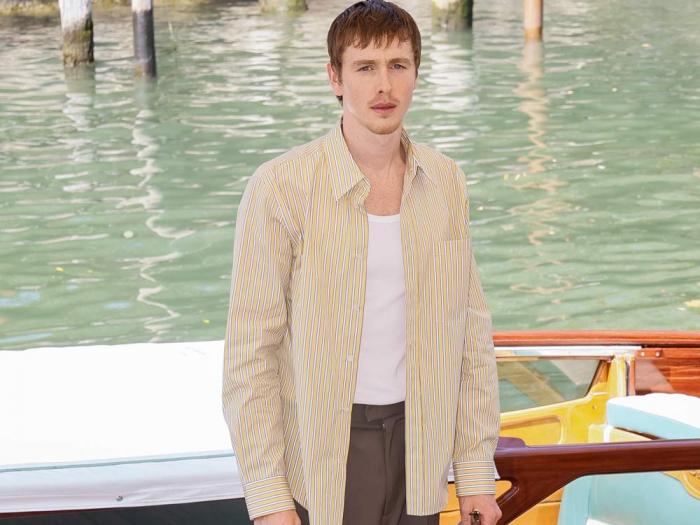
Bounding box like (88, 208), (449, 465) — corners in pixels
(458, 494), (496, 512)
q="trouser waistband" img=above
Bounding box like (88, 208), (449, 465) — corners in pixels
(351, 401), (405, 426)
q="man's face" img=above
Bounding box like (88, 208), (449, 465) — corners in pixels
(327, 38), (418, 136)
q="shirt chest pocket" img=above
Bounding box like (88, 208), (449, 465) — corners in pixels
(427, 238), (471, 319)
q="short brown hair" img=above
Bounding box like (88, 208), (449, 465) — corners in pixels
(327, 0), (421, 98)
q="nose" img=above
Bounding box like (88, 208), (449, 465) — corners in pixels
(377, 66), (392, 94)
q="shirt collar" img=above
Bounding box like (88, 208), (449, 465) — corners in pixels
(324, 119), (430, 202)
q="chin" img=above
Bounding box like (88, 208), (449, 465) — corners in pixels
(368, 119), (402, 135)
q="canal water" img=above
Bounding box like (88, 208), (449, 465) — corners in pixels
(1, 0), (699, 350)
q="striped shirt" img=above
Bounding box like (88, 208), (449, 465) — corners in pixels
(222, 121), (500, 524)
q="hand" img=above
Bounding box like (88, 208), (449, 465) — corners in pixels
(458, 494), (501, 525)
(253, 509), (301, 525)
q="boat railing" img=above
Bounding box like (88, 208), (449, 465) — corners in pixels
(494, 436), (700, 524)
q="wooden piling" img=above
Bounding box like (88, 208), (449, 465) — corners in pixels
(259, 0), (307, 13)
(58, 0), (94, 67)
(132, 0), (157, 77)
(432, 0), (474, 30)
(523, 0), (543, 41)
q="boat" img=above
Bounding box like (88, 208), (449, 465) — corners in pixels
(1, 331), (699, 524)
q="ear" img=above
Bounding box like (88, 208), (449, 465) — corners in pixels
(326, 63), (343, 98)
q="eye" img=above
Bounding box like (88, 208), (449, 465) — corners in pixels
(358, 65), (373, 72)
(392, 63), (407, 70)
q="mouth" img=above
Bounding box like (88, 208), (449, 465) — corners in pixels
(371, 103), (397, 115)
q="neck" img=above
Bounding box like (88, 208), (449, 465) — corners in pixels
(341, 114), (405, 177)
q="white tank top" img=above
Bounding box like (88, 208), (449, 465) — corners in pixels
(353, 212), (406, 405)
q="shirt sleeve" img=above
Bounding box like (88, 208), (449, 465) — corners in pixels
(222, 169), (296, 519)
(451, 163), (501, 496)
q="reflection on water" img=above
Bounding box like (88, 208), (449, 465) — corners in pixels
(515, 41), (551, 176)
(506, 40), (574, 300)
(1, 0), (699, 349)
(129, 83), (185, 341)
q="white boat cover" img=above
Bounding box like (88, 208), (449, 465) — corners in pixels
(0, 340), (458, 513)
(0, 341), (244, 512)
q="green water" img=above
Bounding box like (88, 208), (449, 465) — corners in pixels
(1, 0), (699, 350)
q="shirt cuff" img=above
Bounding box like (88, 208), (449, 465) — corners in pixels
(453, 460), (497, 496)
(243, 475), (296, 519)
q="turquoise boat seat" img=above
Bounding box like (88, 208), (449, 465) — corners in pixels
(557, 393), (700, 525)
(606, 393), (700, 440)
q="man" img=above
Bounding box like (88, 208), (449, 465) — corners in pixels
(222, 2), (501, 525)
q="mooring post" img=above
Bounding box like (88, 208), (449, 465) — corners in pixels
(432, 0), (474, 30)
(132, 0), (156, 77)
(58, 0), (94, 66)
(523, 0), (543, 41)
(259, 0), (307, 13)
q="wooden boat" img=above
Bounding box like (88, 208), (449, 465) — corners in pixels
(1, 331), (699, 524)
(467, 331), (700, 525)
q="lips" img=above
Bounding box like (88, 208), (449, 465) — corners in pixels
(371, 102), (397, 116)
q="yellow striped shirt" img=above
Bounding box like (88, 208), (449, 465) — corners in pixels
(222, 121), (499, 524)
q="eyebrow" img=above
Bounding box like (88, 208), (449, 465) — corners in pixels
(351, 58), (412, 67)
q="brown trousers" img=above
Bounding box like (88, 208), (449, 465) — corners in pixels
(294, 401), (440, 525)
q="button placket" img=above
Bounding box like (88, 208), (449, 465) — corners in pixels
(343, 191), (367, 412)
(351, 194), (367, 316)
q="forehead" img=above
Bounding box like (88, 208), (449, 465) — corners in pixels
(342, 38), (414, 63)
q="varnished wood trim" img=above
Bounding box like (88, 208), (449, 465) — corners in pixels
(495, 331), (700, 348)
(495, 436), (700, 524)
